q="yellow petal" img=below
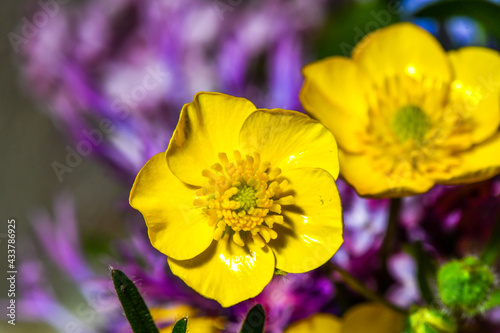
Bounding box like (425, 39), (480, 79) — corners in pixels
(168, 237), (275, 307)
(339, 151), (434, 198)
(160, 317), (225, 333)
(353, 23), (451, 87)
(439, 133), (500, 185)
(447, 47), (500, 144)
(130, 153), (214, 260)
(300, 57), (370, 153)
(238, 109), (340, 180)
(269, 168), (343, 273)
(284, 314), (342, 333)
(167, 92), (257, 186)
(341, 303), (404, 333)
(150, 305), (198, 326)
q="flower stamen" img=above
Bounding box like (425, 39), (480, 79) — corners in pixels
(195, 151), (294, 247)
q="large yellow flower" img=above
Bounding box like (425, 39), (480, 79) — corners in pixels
(300, 23), (500, 197)
(284, 303), (404, 333)
(130, 92), (343, 307)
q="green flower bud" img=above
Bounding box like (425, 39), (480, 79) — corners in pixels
(437, 256), (494, 314)
(403, 307), (457, 333)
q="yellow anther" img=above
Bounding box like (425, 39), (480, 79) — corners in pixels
(269, 204), (282, 214)
(212, 163), (223, 173)
(195, 150), (294, 247)
(268, 167), (281, 180)
(232, 231), (245, 246)
(218, 152), (229, 166)
(278, 195), (295, 205)
(193, 198), (208, 207)
(252, 233), (266, 248)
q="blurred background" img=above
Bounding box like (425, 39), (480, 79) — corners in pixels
(1, 0), (500, 332)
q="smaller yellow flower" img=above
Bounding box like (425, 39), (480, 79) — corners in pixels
(301, 23), (500, 197)
(150, 305), (225, 333)
(284, 303), (404, 333)
(130, 92), (343, 307)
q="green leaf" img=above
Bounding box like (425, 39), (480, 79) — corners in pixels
(239, 304), (266, 333)
(481, 215), (500, 266)
(172, 317), (188, 333)
(111, 269), (160, 333)
(332, 264), (407, 314)
(414, 0), (500, 42)
(483, 288), (500, 312)
(313, 0), (401, 58)
(414, 242), (437, 306)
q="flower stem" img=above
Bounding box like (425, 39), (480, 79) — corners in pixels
(331, 263), (407, 315)
(380, 198), (402, 270)
(481, 213), (500, 266)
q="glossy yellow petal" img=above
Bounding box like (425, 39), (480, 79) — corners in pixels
(130, 153), (214, 260)
(300, 57), (369, 153)
(339, 151), (434, 197)
(168, 237), (275, 307)
(269, 168), (343, 273)
(167, 92), (257, 186)
(448, 47), (500, 144)
(341, 303), (404, 333)
(238, 109), (340, 180)
(439, 133), (500, 185)
(160, 317), (225, 333)
(353, 23), (451, 87)
(284, 314), (342, 333)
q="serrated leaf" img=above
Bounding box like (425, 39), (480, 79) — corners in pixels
(112, 269), (160, 333)
(239, 304), (266, 333)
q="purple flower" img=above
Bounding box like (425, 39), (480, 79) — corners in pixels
(20, 0), (329, 182)
(386, 252), (421, 308)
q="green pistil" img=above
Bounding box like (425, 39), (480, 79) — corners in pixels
(391, 105), (431, 144)
(232, 185), (257, 211)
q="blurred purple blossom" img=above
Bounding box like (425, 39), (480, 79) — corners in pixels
(23, 194), (339, 332)
(386, 252), (420, 308)
(332, 180), (389, 284)
(20, 0), (329, 183)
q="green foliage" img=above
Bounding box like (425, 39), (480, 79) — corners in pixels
(112, 269), (160, 333)
(403, 306), (457, 333)
(239, 304), (266, 333)
(483, 288), (500, 312)
(481, 216), (500, 266)
(313, 0), (401, 58)
(414, 0), (500, 42)
(412, 242), (438, 306)
(172, 317), (188, 333)
(437, 257), (494, 315)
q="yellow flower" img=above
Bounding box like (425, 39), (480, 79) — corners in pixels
(150, 305), (225, 333)
(300, 23), (500, 197)
(130, 92), (343, 307)
(284, 303), (404, 333)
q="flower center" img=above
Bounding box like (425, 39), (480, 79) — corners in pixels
(193, 150), (294, 247)
(231, 185), (257, 212)
(391, 105), (430, 144)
